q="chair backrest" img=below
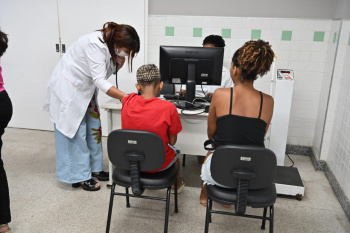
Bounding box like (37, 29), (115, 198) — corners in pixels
(160, 83), (175, 95)
(107, 129), (165, 172)
(211, 145), (277, 189)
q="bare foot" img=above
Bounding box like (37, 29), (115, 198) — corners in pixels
(200, 184), (207, 206)
(0, 224), (10, 233)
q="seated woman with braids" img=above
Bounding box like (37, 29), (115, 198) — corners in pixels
(199, 40), (275, 206)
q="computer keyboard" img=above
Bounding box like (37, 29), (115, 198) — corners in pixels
(163, 94), (211, 103)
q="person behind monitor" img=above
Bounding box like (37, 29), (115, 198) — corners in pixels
(199, 39), (275, 207)
(178, 34), (233, 98)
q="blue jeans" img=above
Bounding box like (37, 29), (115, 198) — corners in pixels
(54, 96), (103, 184)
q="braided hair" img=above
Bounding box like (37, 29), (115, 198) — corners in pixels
(98, 22), (140, 72)
(0, 30), (9, 57)
(232, 40), (274, 82)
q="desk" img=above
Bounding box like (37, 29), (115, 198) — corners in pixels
(101, 99), (209, 185)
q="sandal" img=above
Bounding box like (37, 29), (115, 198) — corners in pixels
(171, 178), (185, 194)
(72, 178), (101, 191)
(92, 171), (109, 181)
(0, 225), (11, 233)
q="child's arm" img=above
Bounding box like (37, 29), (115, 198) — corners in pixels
(168, 134), (177, 146)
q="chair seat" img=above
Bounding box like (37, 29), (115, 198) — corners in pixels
(207, 183), (276, 208)
(113, 163), (178, 190)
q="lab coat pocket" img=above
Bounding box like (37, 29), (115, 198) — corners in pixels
(52, 70), (83, 105)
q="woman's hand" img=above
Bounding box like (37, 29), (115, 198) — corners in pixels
(116, 56), (126, 72)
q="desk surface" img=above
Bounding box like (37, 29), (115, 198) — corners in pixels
(101, 98), (209, 117)
(101, 98), (209, 156)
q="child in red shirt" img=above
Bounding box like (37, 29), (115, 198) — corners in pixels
(121, 64), (185, 193)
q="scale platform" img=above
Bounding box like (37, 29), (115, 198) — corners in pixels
(275, 165), (304, 200)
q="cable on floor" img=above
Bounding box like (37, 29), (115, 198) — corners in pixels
(286, 153), (294, 167)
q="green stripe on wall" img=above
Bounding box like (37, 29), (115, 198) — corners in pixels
(165, 26), (174, 36)
(282, 31), (292, 41)
(251, 29), (261, 40)
(314, 31), (325, 42)
(193, 28), (202, 37)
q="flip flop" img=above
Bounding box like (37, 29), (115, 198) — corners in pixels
(92, 171), (109, 181)
(0, 225), (11, 233)
(72, 178), (101, 191)
(171, 178), (185, 194)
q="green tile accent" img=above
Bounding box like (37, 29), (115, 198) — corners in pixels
(348, 34), (350, 45)
(251, 29), (261, 40)
(281, 31), (292, 41)
(313, 31), (325, 42)
(193, 28), (202, 37)
(165, 26), (174, 36)
(333, 32), (337, 43)
(221, 29), (231, 39)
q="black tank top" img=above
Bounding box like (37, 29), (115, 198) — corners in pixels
(213, 88), (267, 148)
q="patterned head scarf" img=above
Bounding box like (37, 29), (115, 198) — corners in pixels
(136, 64), (161, 83)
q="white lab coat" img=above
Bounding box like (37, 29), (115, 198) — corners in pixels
(181, 66), (233, 97)
(41, 31), (115, 139)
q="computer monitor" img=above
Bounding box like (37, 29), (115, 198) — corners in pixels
(159, 46), (224, 109)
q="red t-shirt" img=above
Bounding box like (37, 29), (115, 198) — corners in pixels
(121, 93), (182, 172)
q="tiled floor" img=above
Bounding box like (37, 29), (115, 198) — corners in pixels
(2, 128), (350, 232)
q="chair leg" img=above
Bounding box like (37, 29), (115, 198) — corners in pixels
(208, 199), (212, 223)
(106, 183), (116, 233)
(204, 198), (212, 233)
(164, 187), (171, 233)
(269, 205), (274, 233)
(174, 177), (178, 213)
(182, 154), (186, 166)
(125, 187), (130, 208)
(261, 207), (267, 230)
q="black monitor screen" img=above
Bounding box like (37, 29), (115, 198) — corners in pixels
(159, 46), (224, 109)
(159, 46), (224, 86)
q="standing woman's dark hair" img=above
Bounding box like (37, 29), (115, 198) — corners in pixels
(0, 28), (13, 233)
(0, 30), (8, 56)
(99, 22), (140, 72)
(232, 39), (274, 82)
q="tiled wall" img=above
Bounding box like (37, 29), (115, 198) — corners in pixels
(313, 20), (342, 159)
(327, 20), (350, 198)
(148, 15), (332, 146)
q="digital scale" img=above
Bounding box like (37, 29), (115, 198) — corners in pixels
(266, 68), (305, 200)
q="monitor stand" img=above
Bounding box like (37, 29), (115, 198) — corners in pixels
(182, 62), (208, 110)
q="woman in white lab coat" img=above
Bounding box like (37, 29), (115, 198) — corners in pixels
(42, 22), (140, 191)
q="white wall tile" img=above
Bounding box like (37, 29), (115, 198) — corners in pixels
(148, 15), (337, 150)
(148, 16), (166, 26)
(175, 27), (193, 37)
(292, 20), (305, 30)
(303, 20), (315, 30)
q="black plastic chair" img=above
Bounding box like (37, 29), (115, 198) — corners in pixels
(204, 145), (277, 233)
(106, 129), (179, 233)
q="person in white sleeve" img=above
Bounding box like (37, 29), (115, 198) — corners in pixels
(179, 35), (234, 98)
(41, 22), (140, 191)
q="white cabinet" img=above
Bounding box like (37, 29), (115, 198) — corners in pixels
(0, 0), (146, 134)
